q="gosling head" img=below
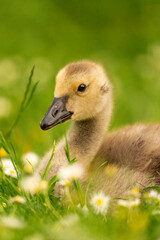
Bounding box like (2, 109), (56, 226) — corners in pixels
(40, 60), (112, 130)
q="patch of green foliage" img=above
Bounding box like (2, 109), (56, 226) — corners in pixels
(0, 138), (160, 240)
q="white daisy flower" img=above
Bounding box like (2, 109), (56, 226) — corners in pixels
(77, 204), (88, 215)
(22, 152), (39, 167)
(82, 205), (88, 213)
(2, 202), (6, 207)
(58, 163), (84, 181)
(117, 198), (140, 208)
(59, 179), (71, 188)
(90, 192), (110, 215)
(1, 216), (25, 229)
(21, 176), (48, 195)
(10, 195), (26, 204)
(117, 199), (130, 207)
(148, 190), (159, 199)
(21, 176), (40, 195)
(1, 158), (17, 179)
(129, 198), (140, 207)
(0, 158), (15, 170)
(4, 168), (17, 178)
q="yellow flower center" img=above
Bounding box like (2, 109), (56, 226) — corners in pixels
(96, 199), (102, 205)
(10, 170), (15, 174)
(0, 148), (7, 158)
(2, 202), (6, 207)
(64, 180), (71, 187)
(24, 164), (33, 174)
(131, 188), (139, 193)
(131, 204), (136, 207)
(14, 196), (21, 202)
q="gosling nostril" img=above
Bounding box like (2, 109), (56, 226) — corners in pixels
(52, 109), (59, 117)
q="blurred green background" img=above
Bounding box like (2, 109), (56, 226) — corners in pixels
(0, 0), (160, 158)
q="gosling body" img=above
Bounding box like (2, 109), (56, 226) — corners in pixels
(39, 60), (160, 198)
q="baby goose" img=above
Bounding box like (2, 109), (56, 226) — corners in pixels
(39, 60), (160, 198)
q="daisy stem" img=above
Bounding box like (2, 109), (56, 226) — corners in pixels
(103, 214), (107, 222)
(42, 141), (55, 180)
(73, 180), (84, 207)
(0, 156), (5, 179)
(65, 186), (74, 207)
(45, 192), (61, 219)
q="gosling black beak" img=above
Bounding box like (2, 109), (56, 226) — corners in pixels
(40, 96), (73, 130)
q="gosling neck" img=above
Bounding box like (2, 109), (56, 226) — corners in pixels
(67, 99), (112, 166)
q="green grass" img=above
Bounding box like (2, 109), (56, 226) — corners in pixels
(0, 140), (160, 240)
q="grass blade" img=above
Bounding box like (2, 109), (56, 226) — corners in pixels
(64, 136), (71, 163)
(22, 81), (39, 111)
(0, 131), (10, 154)
(21, 65), (35, 110)
(48, 175), (59, 194)
(6, 66), (36, 138)
(64, 136), (77, 164)
(42, 141), (56, 180)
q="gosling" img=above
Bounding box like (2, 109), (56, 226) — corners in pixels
(39, 60), (160, 198)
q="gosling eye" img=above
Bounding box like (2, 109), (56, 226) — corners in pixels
(77, 84), (86, 92)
